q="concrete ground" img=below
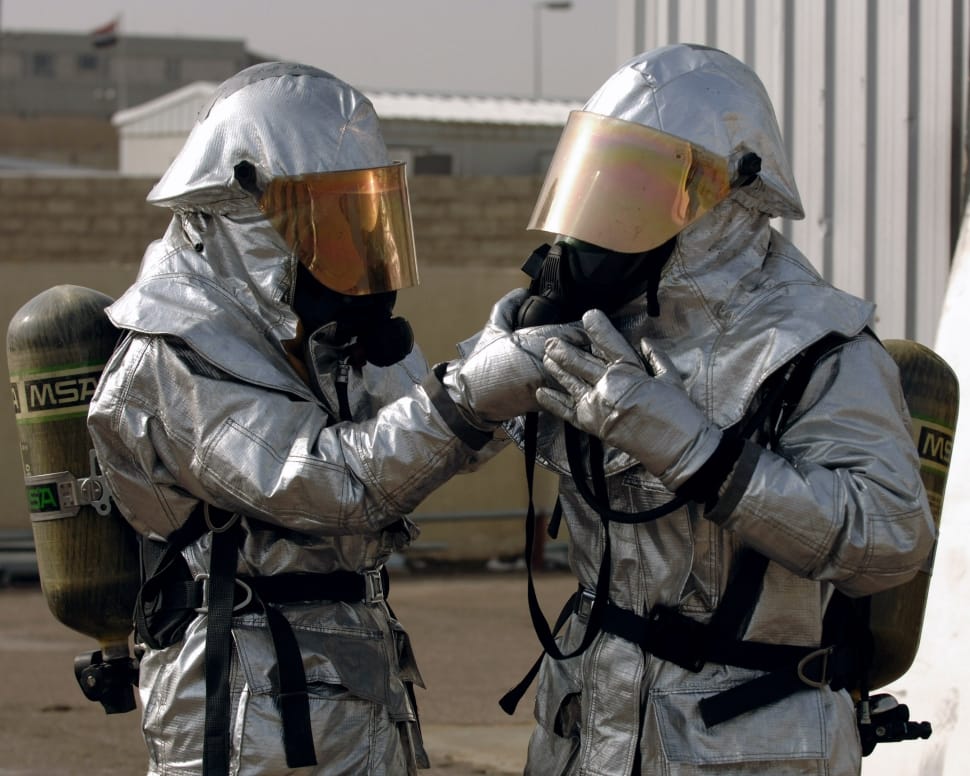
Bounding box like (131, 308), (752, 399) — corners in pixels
(0, 566), (577, 776)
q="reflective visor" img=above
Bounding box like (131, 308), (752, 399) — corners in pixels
(528, 111), (732, 253)
(259, 162), (418, 295)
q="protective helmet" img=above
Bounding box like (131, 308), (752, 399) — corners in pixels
(528, 44), (803, 253)
(148, 62), (418, 296)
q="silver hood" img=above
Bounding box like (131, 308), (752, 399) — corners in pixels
(506, 44), (870, 475)
(109, 63), (393, 375)
(148, 61), (390, 212)
(585, 43), (803, 220)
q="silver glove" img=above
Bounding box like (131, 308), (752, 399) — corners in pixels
(536, 309), (722, 491)
(444, 288), (580, 428)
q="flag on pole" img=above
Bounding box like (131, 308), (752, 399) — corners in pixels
(90, 18), (120, 48)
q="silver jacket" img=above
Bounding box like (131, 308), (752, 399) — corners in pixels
(88, 64), (493, 776)
(503, 46), (935, 776)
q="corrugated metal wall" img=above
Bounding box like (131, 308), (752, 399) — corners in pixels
(617, 0), (970, 346)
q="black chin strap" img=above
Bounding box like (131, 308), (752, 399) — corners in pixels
(565, 426), (688, 524)
(498, 413), (612, 715)
(645, 259), (663, 317)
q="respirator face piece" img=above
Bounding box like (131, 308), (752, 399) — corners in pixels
(564, 237), (649, 286)
(293, 262), (414, 367)
(514, 236), (676, 328)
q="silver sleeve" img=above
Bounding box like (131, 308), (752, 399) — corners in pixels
(708, 336), (935, 597)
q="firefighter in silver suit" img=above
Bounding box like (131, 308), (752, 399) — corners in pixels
(87, 63), (563, 775)
(490, 44), (935, 774)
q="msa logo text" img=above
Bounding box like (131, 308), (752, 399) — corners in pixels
(918, 425), (953, 468)
(21, 372), (101, 413)
(27, 483), (60, 513)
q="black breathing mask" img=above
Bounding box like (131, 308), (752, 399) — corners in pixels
(515, 237), (676, 328)
(513, 152), (764, 330)
(293, 262), (414, 367)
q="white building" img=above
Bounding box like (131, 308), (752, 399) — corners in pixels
(616, 0), (969, 349)
(617, 5), (967, 773)
(112, 83), (581, 178)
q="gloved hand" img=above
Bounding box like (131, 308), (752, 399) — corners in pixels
(443, 288), (581, 427)
(536, 309), (722, 491)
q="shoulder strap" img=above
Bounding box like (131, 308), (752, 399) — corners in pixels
(498, 413), (612, 716)
(564, 331), (860, 523)
(696, 332), (859, 659)
(771, 331), (870, 443)
(133, 504), (211, 650)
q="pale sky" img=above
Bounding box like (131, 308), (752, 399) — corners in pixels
(1, 0), (622, 100)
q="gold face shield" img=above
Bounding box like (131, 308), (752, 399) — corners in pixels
(259, 161), (419, 295)
(528, 111), (733, 254)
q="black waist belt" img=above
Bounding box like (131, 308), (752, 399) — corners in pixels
(205, 568), (388, 615)
(136, 506), (396, 776)
(245, 568), (389, 606)
(595, 598), (851, 726)
(201, 560), (390, 774)
(156, 567), (389, 619)
(141, 547), (388, 773)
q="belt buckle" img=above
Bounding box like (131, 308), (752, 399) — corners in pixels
(575, 588), (596, 623)
(363, 568), (385, 604)
(797, 646), (834, 688)
(195, 574), (254, 614)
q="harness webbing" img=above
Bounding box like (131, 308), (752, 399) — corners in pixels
(135, 504), (320, 774)
(501, 333), (859, 723)
(202, 513), (245, 775)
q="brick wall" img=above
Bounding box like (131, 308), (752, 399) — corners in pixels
(0, 177), (169, 266)
(0, 174), (561, 540)
(0, 116), (119, 170)
(0, 174), (545, 267)
(408, 175), (545, 265)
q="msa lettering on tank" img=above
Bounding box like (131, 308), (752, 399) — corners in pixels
(10, 363), (105, 421)
(28, 481), (61, 512)
(23, 470), (87, 521)
(911, 417), (954, 474)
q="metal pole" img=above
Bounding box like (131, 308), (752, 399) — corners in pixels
(533, 3), (542, 98)
(116, 14), (127, 111)
(634, 0), (646, 55)
(533, 2), (574, 99)
(0, 0), (4, 113)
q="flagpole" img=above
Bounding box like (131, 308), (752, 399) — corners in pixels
(91, 16), (121, 116)
(115, 13), (126, 111)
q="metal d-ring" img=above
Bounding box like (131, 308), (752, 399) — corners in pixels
(797, 646), (834, 688)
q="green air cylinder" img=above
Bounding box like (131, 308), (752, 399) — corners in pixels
(862, 339), (959, 691)
(6, 285), (139, 654)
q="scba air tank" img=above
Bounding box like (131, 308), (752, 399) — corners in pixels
(6, 285), (139, 712)
(863, 340), (959, 691)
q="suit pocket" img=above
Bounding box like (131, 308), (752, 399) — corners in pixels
(647, 675), (834, 775)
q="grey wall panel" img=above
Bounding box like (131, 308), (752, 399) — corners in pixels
(618, 0), (969, 346)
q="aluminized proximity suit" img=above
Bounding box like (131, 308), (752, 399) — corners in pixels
(86, 64), (523, 776)
(497, 45), (935, 775)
